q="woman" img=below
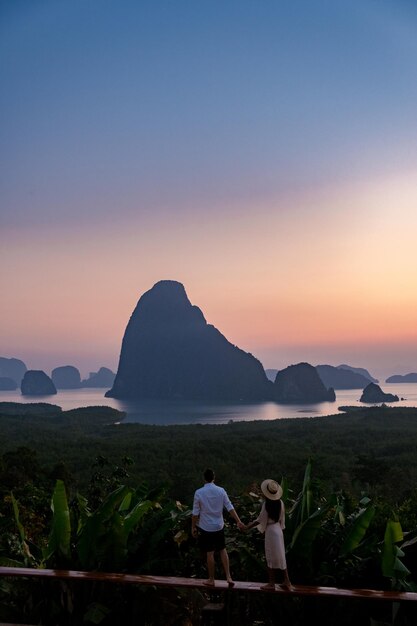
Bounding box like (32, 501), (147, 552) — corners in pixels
(244, 478), (291, 590)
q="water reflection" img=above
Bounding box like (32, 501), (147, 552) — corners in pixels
(1, 383), (417, 425)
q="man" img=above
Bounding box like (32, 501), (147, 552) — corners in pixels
(192, 467), (243, 586)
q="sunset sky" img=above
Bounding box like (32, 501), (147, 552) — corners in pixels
(2, 0), (417, 381)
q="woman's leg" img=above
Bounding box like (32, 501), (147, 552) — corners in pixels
(260, 566), (275, 590)
(281, 567), (291, 586)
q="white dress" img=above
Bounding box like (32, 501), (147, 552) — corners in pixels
(255, 501), (287, 570)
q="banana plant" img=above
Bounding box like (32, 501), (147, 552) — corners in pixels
(285, 461), (380, 585)
(0, 493), (36, 567)
(75, 484), (155, 570)
(381, 518), (415, 592)
(285, 459), (333, 575)
(287, 458), (315, 531)
(339, 497), (375, 557)
(44, 479), (71, 563)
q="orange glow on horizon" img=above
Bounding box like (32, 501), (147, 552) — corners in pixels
(2, 169), (417, 379)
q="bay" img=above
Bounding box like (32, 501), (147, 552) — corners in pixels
(1, 382), (417, 425)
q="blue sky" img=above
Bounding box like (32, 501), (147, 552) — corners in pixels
(1, 0), (417, 379)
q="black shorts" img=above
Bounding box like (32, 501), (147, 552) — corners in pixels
(198, 528), (226, 553)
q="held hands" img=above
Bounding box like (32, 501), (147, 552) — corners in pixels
(239, 521), (255, 532)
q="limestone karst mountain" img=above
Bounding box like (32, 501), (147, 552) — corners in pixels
(316, 364), (370, 389)
(0, 357), (27, 385)
(337, 364), (378, 383)
(272, 362), (336, 403)
(21, 370), (57, 396)
(0, 377), (18, 390)
(50, 365), (115, 389)
(106, 280), (272, 401)
(360, 383), (399, 403)
(386, 373), (417, 383)
(81, 367), (115, 388)
(266, 363), (376, 390)
(52, 365), (81, 389)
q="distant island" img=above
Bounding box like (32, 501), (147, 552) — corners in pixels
(386, 373), (417, 383)
(266, 363), (374, 390)
(315, 364), (371, 390)
(0, 358), (115, 394)
(360, 383), (399, 404)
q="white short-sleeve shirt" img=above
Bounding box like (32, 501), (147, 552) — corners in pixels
(192, 482), (234, 532)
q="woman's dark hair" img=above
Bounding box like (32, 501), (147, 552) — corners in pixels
(265, 498), (282, 522)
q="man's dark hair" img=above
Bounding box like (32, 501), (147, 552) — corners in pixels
(204, 468), (215, 482)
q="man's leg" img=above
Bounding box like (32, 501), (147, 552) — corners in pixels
(220, 548), (234, 585)
(204, 550), (215, 585)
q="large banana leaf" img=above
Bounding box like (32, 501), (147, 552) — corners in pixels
(289, 503), (331, 559)
(339, 504), (375, 557)
(11, 493), (26, 546)
(119, 491), (132, 512)
(400, 529), (417, 550)
(77, 485), (130, 567)
(95, 512), (127, 570)
(287, 459), (314, 532)
(10, 493), (34, 563)
(381, 519), (410, 579)
(0, 556), (26, 567)
(123, 499), (153, 536)
(93, 501), (153, 569)
(76, 492), (91, 532)
(300, 460), (312, 522)
(93, 485), (130, 521)
(76, 486), (153, 570)
(45, 479), (71, 561)
(76, 511), (109, 569)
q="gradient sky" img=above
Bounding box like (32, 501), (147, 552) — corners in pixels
(1, 0), (417, 381)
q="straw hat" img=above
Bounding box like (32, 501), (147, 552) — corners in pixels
(261, 479), (282, 500)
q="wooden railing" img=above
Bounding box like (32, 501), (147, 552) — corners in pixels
(0, 566), (416, 602)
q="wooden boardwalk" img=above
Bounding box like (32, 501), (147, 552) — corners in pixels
(0, 566), (416, 603)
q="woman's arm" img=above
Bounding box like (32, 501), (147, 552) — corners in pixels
(244, 519), (259, 530)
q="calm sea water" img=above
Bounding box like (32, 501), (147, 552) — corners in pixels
(1, 383), (417, 425)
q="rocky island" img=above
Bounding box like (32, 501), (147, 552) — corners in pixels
(106, 280), (272, 401)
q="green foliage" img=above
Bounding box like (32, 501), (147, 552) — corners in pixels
(75, 484), (154, 570)
(10, 492), (35, 566)
(339, 500), (375, 557)
(2, 477), (183, 624)
(2, 404), (417, 623)
(3, 404), (417, 504)
(381, 518), (416, 594)
(45, 479), (71, 562)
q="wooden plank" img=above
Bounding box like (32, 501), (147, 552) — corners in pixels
(0, 567), (416, 602)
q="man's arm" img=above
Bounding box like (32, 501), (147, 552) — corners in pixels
(191, 514), (199, 538)
(228, 507), (244, 530)
(223, 489), (244, 529)
(191, 491), (200, 538)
